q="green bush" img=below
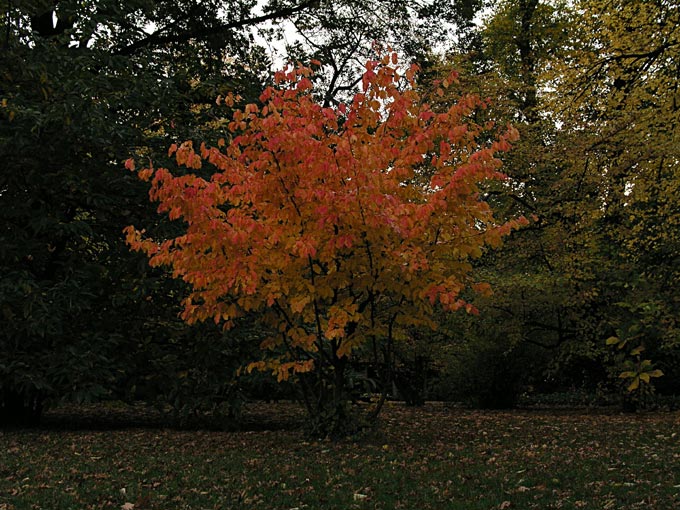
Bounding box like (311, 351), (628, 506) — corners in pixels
(431, 337), (542, 409)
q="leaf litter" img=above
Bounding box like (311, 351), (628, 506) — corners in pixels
(1, 402), (679, 509)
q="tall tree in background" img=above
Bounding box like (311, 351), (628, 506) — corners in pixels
(274, 0), (483, 106)
(473, 0), (609, 389)
(0, 0), (277, 425)
(428, 0), (598, 405)
(550, 0), (680, 397)
(435, 0), (679, 404)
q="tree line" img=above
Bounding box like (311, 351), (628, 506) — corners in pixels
(1, 0), (678, 436)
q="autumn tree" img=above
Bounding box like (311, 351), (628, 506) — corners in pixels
(126, 56), (525, 436)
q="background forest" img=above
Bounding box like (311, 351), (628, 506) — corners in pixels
(1, 0), (679, 434)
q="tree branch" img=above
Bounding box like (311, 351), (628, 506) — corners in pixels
(602, 41), (677, 65)
(114, 0), (319, 56)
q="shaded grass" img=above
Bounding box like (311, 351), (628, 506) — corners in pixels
(2, 403), (679, 509)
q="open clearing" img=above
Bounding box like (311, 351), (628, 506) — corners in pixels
(2, 403), (679, 509)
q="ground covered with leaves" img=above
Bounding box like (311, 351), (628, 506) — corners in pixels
(2, 402), (679, 509)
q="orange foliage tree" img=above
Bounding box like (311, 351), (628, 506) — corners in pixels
(125, 55), (526, 436)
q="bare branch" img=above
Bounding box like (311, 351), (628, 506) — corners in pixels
(114, 0), (319, 56)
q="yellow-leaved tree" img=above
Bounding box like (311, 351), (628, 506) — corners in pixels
(549, 0), (679, 403)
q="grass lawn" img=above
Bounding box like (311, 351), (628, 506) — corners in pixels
(1, 402), (679, 509)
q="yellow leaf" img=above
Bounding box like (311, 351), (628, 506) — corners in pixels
(290, 295), (310, 314)
(630, 346), (645, 356)
(246, 361), (267, 374)
(259, 336), (278, 350)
